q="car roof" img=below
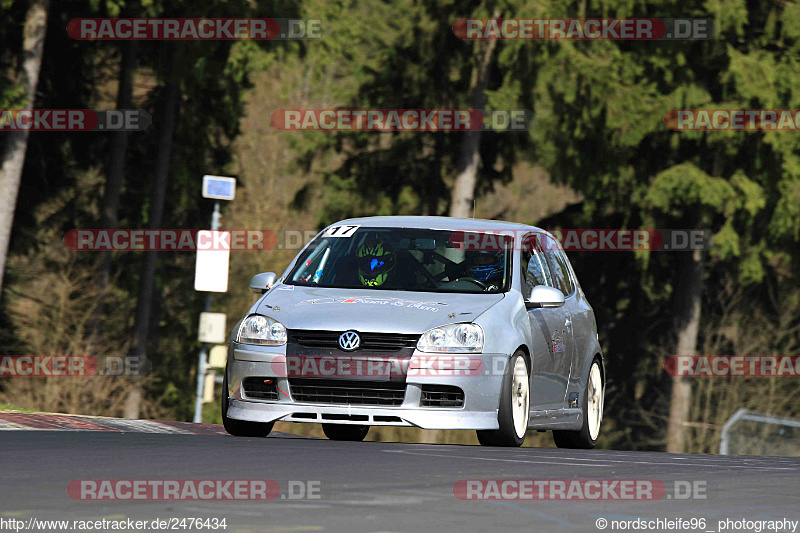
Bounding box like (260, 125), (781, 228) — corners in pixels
(334, 215), (544, 233)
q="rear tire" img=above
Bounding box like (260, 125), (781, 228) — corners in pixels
(477, 351), (529, 447)
(322, 424), (369, 441)
(221, 369), (274, 437)
(553, 358), (603, 449)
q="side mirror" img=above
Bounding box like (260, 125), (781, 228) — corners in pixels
(249, 272), (277, 294)
(526, 285), (565, 309)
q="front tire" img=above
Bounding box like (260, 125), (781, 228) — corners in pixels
(221, 369), (274, 437)
(477, 351), (530, 447)
(322, 424), (369, 441)
(553, 358), (603, 449)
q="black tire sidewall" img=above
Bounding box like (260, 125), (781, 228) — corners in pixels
(221, 369), (229, 420)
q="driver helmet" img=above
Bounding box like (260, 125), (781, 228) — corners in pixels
(465, 251), (504, 283)
(357, 239), (396, 287)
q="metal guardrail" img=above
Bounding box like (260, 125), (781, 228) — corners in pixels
(720, 408), (800, 455)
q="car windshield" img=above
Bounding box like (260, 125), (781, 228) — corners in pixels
(286, 226), (513, 294)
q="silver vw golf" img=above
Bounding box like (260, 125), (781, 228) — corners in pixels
(222, 216), (604, 448)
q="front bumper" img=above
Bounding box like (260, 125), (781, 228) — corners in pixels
(226, 343), (508, 430)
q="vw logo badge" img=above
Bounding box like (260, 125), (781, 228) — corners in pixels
(338, 331), (361, 351)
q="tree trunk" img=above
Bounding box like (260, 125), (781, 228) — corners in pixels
(449, 131), (482, 219)
(97, 41), (137, 309)
(125, 77), (180, 419)
(448, 34), (497, 218)
(0, 0), (49, 295)
(666, 247), (704, 453)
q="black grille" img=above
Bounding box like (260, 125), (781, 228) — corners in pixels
(242, 377), (279, 400)
(288, 378), (406, 406)
(288, 330), (419, 352)
(421, 385), (464, 408)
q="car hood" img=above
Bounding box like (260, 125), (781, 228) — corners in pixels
(255, 285), (505, 334)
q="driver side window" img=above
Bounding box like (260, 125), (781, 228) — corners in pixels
(520, 233), (552, 299)
(541, 234), (574, 297)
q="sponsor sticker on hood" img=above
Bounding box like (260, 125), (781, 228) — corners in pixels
(296, 296), (447, 312)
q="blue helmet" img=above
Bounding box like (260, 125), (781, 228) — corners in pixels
(465, 251), (504, 282)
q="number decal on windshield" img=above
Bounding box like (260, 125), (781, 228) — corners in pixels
(323, 225), (360, 237)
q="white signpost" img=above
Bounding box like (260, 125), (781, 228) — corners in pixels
(194, 175), (236, 424)
(203, 372), (217, 403)
(193, 232), (230, 293)
(198, 312), (227, 344)
(207, 345), (228, 368)
(202, 175), (237, 201)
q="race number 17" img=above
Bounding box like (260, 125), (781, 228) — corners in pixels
(324, 225), (360, 237)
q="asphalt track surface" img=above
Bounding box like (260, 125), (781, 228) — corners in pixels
(2, 422), (800, 533)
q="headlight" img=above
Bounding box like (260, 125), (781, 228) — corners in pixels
(236, 315), (287, 346)
(417, 323), (483, 353)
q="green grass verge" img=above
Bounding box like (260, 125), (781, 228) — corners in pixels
(0, 403), (39, 413)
